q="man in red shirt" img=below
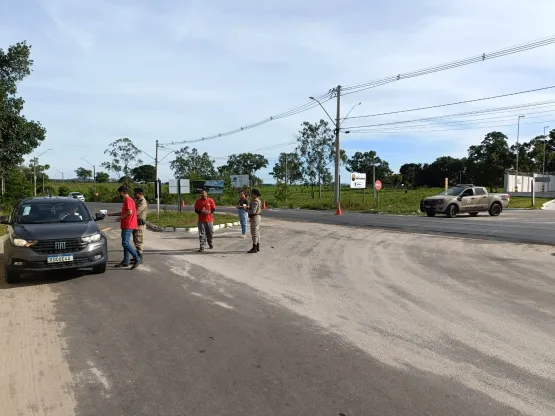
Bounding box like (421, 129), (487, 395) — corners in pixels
(108, 185), (142, 269)
(194, 188), (216, 252)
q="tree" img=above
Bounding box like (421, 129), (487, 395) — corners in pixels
(0, 42), (46, 177)
(75, 167), (93, 181)
(131, 164), (155, 182)
(270, 152), (303, 185)
(346, 151), (392, 186)
(467, 131), (511, 190)
(296, 120), (336, 198)
(219, 153), (269, 185)
(101, 138), (143, 178)
(22, 158), (50, 183)
(399, 163), (422, 187)
(95, 171), (110, 182)
(170, 147), (216, 179)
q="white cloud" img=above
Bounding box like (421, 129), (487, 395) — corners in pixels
(1, 0), (554, 181)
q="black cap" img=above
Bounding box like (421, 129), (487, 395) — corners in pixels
(251, 189), (261, 197)
(134, 187), (144, 194)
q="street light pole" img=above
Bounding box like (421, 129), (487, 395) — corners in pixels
(543, 125), (550, 176)
(515, 115), (525, 192)
(33, 149), (52, 196)
(80, 158), (96, 198)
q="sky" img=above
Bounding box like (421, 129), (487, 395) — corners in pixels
(2, 0), (555, 184)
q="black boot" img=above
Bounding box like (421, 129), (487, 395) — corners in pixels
(256, 243), (260, 252)
(248, 244), (257, 254)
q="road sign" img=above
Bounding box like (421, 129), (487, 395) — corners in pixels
(169, 179), (190, 194)
(350, 172), (366, 189)
(230, 174), (250, 188)
(375, 180), (382, 191)
(535, 176), (551, 183)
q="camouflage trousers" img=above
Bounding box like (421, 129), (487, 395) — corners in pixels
(133, 225), (145, 255)
(249, 215), (261, 244)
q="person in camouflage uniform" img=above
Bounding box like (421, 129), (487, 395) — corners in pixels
(247, 189), (262, 253)
(133, 187), (148, 259)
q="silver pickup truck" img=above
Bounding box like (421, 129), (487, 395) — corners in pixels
(420, 184), (510, 218)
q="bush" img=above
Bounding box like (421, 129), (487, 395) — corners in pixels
(58, 185), (70, 196)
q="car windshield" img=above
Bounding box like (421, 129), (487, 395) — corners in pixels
(15, 202), (91, 224)
(440, 187), (465, 196)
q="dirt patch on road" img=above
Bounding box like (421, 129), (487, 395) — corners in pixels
(0, 256), (76, 416)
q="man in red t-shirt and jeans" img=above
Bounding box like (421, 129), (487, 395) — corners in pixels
(108, 185), (142, 269)
(194, 188), (216, 252)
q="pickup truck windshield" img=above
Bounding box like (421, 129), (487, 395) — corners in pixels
(15, 202), (91, 224)
(440, 187), (465, 196)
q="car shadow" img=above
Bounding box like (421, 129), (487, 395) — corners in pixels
(0, 267), (90, 290)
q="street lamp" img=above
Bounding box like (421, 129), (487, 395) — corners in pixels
(55, 168), (64, 184)
(515, 115), (525, 192)
(543, 125), (550, 176)
(80, 158), (96, 198)
(33, 148), (52, 196)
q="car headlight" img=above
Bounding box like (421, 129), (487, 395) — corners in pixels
(82, 233), (102, 243)
(10, 235), (36, 247)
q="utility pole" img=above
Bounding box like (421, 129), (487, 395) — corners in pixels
(285, 153), (288, 201)
(33, 161), (37, 197)
(155, 140), (160, 219)
(515, 115), (525, 192)
(543, 125), (550, 176)
(334, 85), (341, 206)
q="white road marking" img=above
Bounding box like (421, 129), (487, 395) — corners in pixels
(213, 301), (234, 309)
(87, 361), (111, 391)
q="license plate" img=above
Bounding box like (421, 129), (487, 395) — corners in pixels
(423, 205), (431, 209)
(47, 254), (73, 263)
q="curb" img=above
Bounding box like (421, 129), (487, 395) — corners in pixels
(541, 199), (555, 210)
(146, 221), (241, 233)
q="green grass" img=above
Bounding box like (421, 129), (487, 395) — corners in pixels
(47, 181), (554, 215)
(508, 196), (551, 209)
(0, 225), (6, 237)
(147, 211), (238, 228)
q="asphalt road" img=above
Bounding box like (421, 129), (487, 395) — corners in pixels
(88, 201), (555, 245)
(2, 217), (553, 415)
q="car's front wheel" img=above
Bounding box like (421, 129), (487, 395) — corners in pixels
(92, 262), (107, 274)
(5, 267), (20, 284)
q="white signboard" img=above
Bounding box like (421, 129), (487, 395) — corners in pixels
(169, 179), (190, 194)
(230, 174), (250, 188)
(350, 172), (367, 189)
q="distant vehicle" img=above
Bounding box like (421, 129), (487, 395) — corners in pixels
(420, 184), (510, 218)
(0, 197), (108, 284)
(68, 192), (85, 202)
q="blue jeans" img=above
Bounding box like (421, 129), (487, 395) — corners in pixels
(121, 228), (140, 264)
(238, 209), (248, 234)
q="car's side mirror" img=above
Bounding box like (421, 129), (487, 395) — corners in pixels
(457, 196), (463, 201)
(0, 215), (11, 225)
(94, 213), (105, 221)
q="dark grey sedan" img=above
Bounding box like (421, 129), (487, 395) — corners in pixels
(1, 197), (108, 283)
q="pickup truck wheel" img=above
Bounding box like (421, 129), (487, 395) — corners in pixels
(489, 202), (502, 216)
(5, 267), (21, 284)
(446, 204), (457, 218)
(426, 211), (436, 217)
(93, 262), (107, 274)
(469, 212), (479, 217)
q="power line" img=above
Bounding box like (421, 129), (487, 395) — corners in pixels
(160, 93), (333, 146)
(343, 85), (555, 121)
(158, 36), (555, 147)
(341, 36), (555, 95)
(346, 118), (555, 134)
(344, 100), (555, 130)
